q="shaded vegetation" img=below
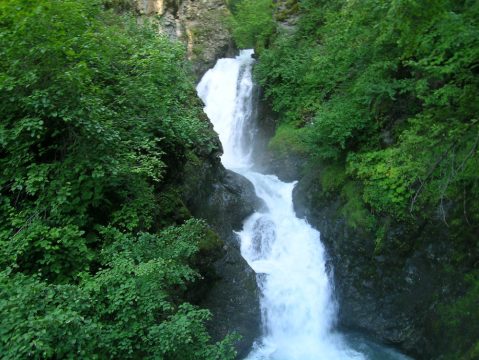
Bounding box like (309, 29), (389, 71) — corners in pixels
(0, 0), (235, 358)
(231, 0), (479, 358)
(228, 0), (276, 51)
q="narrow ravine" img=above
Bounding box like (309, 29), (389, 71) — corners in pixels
(197, 50), (410, 360)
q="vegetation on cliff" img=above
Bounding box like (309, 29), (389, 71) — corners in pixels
(0, 0), (236, 358)
(230, 0), (479, 358)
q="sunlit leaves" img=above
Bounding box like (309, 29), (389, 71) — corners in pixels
(0, 221), (235, 358)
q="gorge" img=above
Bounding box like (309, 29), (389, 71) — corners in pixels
(197, 50), (411, 360)
(0, 1), (477, 359)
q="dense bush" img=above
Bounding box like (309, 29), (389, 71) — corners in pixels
(234, 0), (479, 240)
(0, 221), (237, 359)
(253, 0), (479, 223)
(0, 0), (234, 358)
(228, 0), (276, 50)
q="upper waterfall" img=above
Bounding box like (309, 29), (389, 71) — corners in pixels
(197, 49), (256, 170)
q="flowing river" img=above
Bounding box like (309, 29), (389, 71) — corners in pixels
(197, 50), (411, 360)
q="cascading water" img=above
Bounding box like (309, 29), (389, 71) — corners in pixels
(197, 50), (411, 360)
(197, 51), (256, 170)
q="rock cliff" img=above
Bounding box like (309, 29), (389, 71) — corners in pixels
(135, 0), (234, 78)
(287, 166), (472, 359)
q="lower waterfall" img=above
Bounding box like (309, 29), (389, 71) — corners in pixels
(197, 50), (411, 360)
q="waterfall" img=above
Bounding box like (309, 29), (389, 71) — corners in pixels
(197, 50), (411, 360)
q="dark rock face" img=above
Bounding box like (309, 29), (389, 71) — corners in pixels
(249, 88), (276, 171)
(292, 172), (458, 359)
(195, 169), (263, 238)
(199, 230), (261, 357)
(261, 151), (305, 183)
(182, 156), (262, 357)
(249, 89), (306, 182)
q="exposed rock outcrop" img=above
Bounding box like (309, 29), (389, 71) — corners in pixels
(292, 171), (465, 359)
(135, 0), (234, 78)
(181, 152), (262, 357)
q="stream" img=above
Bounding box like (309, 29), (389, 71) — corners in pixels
(197, 50), (411, 360)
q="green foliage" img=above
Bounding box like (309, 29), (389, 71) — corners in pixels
(340, 182), (376, 231)
(319, 164), (347, 194)
(252, 0), (479, 222)
(0, 270), (99, 359)
(1, 222), (91, 282)
(0, 0), (233, 358)
(268, 122), (309, 157)
(228, 0), (276, 50)
(435, 272), (479, 360)
(156, 186), (192, 228)
(102, 0), (135, 12)
(0, 221), (236, 359)
(0, 0), (218, 275)
(348, 148), (416, 218)
(255, 35), (320, 121)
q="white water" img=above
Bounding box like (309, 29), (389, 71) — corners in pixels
(197, 50), (410, 360)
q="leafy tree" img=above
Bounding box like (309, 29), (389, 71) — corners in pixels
(251, 0), (479, 222)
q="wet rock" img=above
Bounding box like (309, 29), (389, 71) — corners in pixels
(183, 160), (262, 240)
(200, 230), (261, 357)
(262, 151), (306, 182)
(181, 155), (262, 356)
(249, 88), (306, 182)
(292, 171), (458, 358)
